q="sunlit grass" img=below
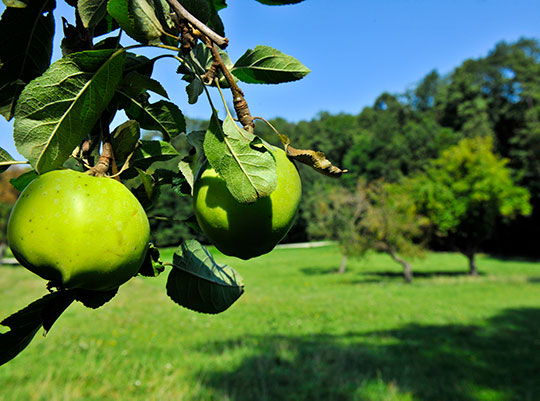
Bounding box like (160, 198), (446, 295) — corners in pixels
(1, 245), (539, 401)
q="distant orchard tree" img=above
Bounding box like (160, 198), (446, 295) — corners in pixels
(0, 166), (27, 204)
(306, 182), (369, 274)
(408, 136), (532, 275)
(0, 167), (28, 263)
(361, 181), (429, 283)
(307, 179), (428, 282)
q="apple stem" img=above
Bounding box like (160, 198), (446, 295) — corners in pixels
(92, 142), (114, 177)
(89, 115), (120, 180)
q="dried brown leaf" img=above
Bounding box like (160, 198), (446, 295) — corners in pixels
(255, 117), (348, 178)
(285, 145), (348, 177)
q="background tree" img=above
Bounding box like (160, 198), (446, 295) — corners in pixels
(307, 179), (428, 282)
(360, 181), (429, 283)
(408, 136), (532, 275)
(0, 201), (10, 262)
(305, 181), (368, 273)
(0, 166), (27, 262)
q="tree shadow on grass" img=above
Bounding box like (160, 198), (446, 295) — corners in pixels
(300, 267), (341, 275)
(200, 308), (540, 401)
(354, 270), (485, 283)
(301, 267), (482, 285)
(488, 254), (540, 263)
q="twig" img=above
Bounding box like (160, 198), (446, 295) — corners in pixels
(165, 0), (253, 130)
(166, 0), (229, 49)
(108, 142), (140, 178)
(90, 115), (119, 179)
(206, 40), (255, 132)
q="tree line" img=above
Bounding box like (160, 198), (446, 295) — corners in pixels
(255, 38), (539, 263)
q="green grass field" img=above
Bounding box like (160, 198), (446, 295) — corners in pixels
(1, 245), (539, 401)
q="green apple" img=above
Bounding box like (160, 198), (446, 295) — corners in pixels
(193, 146), (301, 260)
(7, 169), (150, 291)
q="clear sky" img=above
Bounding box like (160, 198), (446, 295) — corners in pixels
(1, 0), (539, 159)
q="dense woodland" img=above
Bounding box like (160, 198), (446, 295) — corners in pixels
(2, 38), (539, 257)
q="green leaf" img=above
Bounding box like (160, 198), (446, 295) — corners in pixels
(124, 167), (160, 209)
(124, 53), (155, 77)
(186, 77), (204, 104)
(208, 0), (227, 12)
(138, 167), (155, 198)
(138, 243), (165, 277)
(166, 239), (244, 314)
(77, 0), (108, 28)
(180, 0), (210, 23)
(152, 0), (176, 44)
(0, 0), (55, 120)
(92, 13), (119, 37)
(13, 49), (126, 174)
(73, 287), (118, 309)
(152, 167), (190, 196)
(110, 119), (140, 166)
(0, 291), (74, 366)
(232, 45), (310, 84)
(121, 95), (186, 140)
(204, 113), (277, 203)
(120, 140), (181, 180)
(181, 43), (234, 89)
(178, 130), (205, 193)
(0, 148), (15, 173)
(93, 35), (121, 50)
(132, 139), (181, 170)
(206, 0), (225, 36)
(9, 169), (37, 191)
(255, 0), (304, 4)
(123, 71), (169, 98)
(2, 0), (29, 7)
(107, 0), (164, 44)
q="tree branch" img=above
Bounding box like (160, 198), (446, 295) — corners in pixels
(166, 0), (253, 130)
(90, 115), (119, 179)
(166, 0), (229, 49)
(206, 40), (255, 131)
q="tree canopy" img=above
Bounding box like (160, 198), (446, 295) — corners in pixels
(405, 136), (531, 274)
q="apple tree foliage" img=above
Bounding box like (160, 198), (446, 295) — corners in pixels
(0, 0), (347, 366)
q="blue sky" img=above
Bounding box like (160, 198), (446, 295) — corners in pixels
(1, 0), (540, 159)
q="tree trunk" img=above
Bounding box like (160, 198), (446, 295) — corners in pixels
(387, 248), (413, 283)
(402, 260), (413, 283)
(467, 251), (478, 276)
(338, 254), (347, 274)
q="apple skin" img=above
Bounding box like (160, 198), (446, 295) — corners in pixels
(7, 169), (150, 291)
(193, 146), (302, 260)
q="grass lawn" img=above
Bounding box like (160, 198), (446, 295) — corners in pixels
(1, 244), (540, 401)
